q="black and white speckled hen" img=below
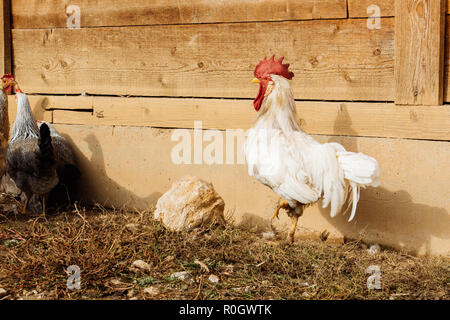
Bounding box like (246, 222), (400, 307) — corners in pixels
(6, 92), (58, 215)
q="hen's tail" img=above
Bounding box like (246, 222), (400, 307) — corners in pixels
(336, 151), (380, 222)
(38, 123), (55, 167)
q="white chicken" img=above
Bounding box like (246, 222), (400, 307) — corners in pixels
(244, 56), (380, 243)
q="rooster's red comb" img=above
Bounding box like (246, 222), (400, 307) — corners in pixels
(1, 73), (14, 80)
(254, 55), (294, 80)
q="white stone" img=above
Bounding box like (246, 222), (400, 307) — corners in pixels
(127, 289), (136, 298)
(300, 282), (310, 287)
(367, 244), (381, 255)
(163, 255), (174, 262)
(262, 231), (276, 240)
(223, 264), (234, 275)
(110, 279), (127, 286)
(170, 271), (192, 281)
(208, 275), (219, 283)
(233, 286), (250, 293)
(125, 223), (139, 232)
(131, 260), (152, 272)
(154, 176), (225, 231)
(144, 286), (160, 296)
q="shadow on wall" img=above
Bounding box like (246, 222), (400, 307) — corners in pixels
(63, 131), (161, 210)
(320, 105), (450, 255)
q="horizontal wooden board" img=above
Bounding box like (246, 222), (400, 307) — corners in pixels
(8, 94), (93, 110)
(7, 95), (53, 124)
(12, 18), (394, 101)
(11, 0), (347, 29)
(349, 0), (450, 17)
(48, 96), (450, 141)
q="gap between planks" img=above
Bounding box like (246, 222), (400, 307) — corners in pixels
(7, 95), (447, 141)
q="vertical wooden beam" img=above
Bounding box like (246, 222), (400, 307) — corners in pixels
(395, 0), (446, 105)
(0, 0), (11, 75)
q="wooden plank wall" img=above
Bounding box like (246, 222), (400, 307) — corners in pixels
(5, 0), (449, 140)
(3, 1), (450, 254)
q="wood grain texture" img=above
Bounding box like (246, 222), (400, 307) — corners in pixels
(12, 18), (394, 101)
(395, 0), (446, 105)
(442, 16), (450, 102)
(7, 95), (53, 125)
(8, 94), (93, 111)
(11, 0), (347, 29)
(349, 0), (450, 17)
(45, 96), (450, 141)
(0, 0), (11, 74)
(349, 0), (394, 17)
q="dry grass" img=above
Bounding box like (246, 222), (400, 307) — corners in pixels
(0, 193), (448, 300)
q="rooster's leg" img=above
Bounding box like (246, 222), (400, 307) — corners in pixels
(21, 196), (29, 214)
(271, 199), (290, 222)
(287, 205), (304, 243)
(288, 215), (299, 244)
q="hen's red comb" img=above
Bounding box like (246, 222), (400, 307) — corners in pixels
(254, 55), (294, 80)
(1, 73), (14, 80)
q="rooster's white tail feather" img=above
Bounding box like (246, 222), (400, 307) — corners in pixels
(337, 151), (380, 221)
(347, 181), (360, 222)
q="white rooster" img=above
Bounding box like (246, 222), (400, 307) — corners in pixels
(244, 56), (380, 243)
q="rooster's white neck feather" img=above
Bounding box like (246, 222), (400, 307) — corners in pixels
(255, 75), (299, 130)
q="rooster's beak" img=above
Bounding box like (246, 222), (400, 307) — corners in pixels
(251, 78), (260, 84)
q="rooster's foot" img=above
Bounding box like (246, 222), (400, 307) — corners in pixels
(271, 199), (290, 222)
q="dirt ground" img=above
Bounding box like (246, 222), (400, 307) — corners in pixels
(0, 192), (448, 300)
